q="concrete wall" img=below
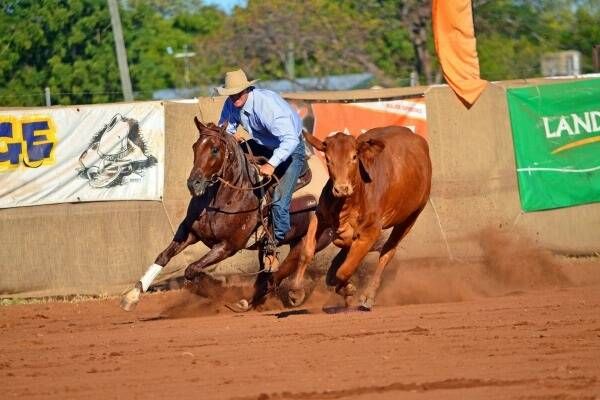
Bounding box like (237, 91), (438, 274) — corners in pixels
(425, 83), (600, 259)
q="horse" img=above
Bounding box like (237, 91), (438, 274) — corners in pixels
(120, 117), (332, 311)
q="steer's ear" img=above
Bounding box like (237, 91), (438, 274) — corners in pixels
(357, 139), (385, 183)
(303, 131), (326, 152)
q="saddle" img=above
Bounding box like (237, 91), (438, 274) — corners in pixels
(243, 153), (318, 214)
(244, 155), (327, 249)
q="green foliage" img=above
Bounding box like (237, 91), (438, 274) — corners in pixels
(193, 0), (374, 83)
(560, 7), (600, 72)
(475, 0), (600, 80)
(0, 0), (223, 106)
(1, 0), (599, 106)
(1, 1), (115, 105)
(478, 34), (543, 81)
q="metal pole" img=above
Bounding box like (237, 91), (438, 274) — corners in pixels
(107, 0), (133, 101)
(175, 46), (196, 90)
(44, 87), (51, 106)
(286, 41), (295, 81)
(410, 71), (419, 86)
(183, 45), (190, 88)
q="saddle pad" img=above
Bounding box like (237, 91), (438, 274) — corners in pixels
(293, 155), (327, 201)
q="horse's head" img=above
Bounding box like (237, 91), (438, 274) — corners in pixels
(303, 131), (385, 197)
(187, 117), (230, 196)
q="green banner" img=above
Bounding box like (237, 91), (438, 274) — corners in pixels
(507, 79), (600, 212)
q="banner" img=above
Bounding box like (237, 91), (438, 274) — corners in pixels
(432, 0), (487, 105)
(291, 97), (427, 142)
(507, 79), (600, 211)
(0, 102), (164, 208)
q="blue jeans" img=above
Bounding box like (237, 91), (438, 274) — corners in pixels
(271, 139), (306, 241)
(243, 138), (306, 242)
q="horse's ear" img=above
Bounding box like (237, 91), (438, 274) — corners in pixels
(303, 131), (325, 152)
(194, 116), (205, 132)
(357, 139), (385, 183)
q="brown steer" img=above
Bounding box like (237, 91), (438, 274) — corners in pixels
(290, 126), (432, 310)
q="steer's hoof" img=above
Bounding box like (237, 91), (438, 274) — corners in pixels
(120, 287), (141, 312)
(288, 288), (306, 307)
(358, 295), (374, 312)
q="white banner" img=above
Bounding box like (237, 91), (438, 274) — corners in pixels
(0, 102), (164, 208)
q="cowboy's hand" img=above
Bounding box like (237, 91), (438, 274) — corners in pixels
(234, 126), (250, 143)
(259, 163), (275, 177)
(233, 131), (246, 143)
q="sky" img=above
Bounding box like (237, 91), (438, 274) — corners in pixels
(203, 0), (247, 13)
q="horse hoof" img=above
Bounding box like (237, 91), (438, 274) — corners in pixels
(288, 288), (306, 307)
(236, 299), (251, 311)
(336, 282), (357, 297)
(358, 296), (374, 312)
(225, 299), (252, 313)
(120, 287), (141, 312)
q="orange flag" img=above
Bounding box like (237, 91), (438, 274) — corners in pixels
(432, 0), (487, 105)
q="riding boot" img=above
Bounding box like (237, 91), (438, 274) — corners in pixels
(262, 236), (280, 273)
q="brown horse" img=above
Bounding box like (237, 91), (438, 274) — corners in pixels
(120, 117), (331, 311)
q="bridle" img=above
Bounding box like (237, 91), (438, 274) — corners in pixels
(196, 127), (231, 186)
(196, 126), (277, 191)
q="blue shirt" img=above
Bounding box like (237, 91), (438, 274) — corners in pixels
(219, 88), (302, 167)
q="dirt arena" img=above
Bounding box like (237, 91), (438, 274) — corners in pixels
(1, 233), (600, 400)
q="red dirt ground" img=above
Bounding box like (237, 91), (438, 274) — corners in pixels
(1, 250), (599, 399)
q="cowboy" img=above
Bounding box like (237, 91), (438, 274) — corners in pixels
(217, 69), (305, 271)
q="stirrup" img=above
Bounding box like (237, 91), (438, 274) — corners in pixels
(262, 237), (280, 273)
(263, 253), (280, 273)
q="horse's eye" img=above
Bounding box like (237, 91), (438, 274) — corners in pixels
(352, 154), (357, 161)
(211, 146), (219, 155)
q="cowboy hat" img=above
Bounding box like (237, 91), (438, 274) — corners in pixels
(216, 69), (259, 96)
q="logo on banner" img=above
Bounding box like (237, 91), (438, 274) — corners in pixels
(78, 113), (157, 188)
(0, 115), (57, 171)
(541, 111), (600, 154)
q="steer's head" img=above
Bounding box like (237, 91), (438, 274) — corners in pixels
(304, 131), (385, 197)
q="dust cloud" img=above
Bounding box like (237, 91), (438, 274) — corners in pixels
(158, 274), (253, 318)
(157, 228), (598, 316)
(376, 228), (596, 307)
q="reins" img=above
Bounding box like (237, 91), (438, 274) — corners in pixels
(199, 128), (280, 192)
(215, 170), (279, 191)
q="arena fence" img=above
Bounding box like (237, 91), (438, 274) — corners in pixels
(1, 79), (599, 298)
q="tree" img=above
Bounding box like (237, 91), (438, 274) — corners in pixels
(0, 1), (121, 106)
(0, 0), (224, 106)
(473, 0), (600, 79)
(473, 0), (553, 80)
(123, 1), (225, 97)
(2, 0), (599, 106)
(192, 0), (399, 88)
(560, 6), (600, 72)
